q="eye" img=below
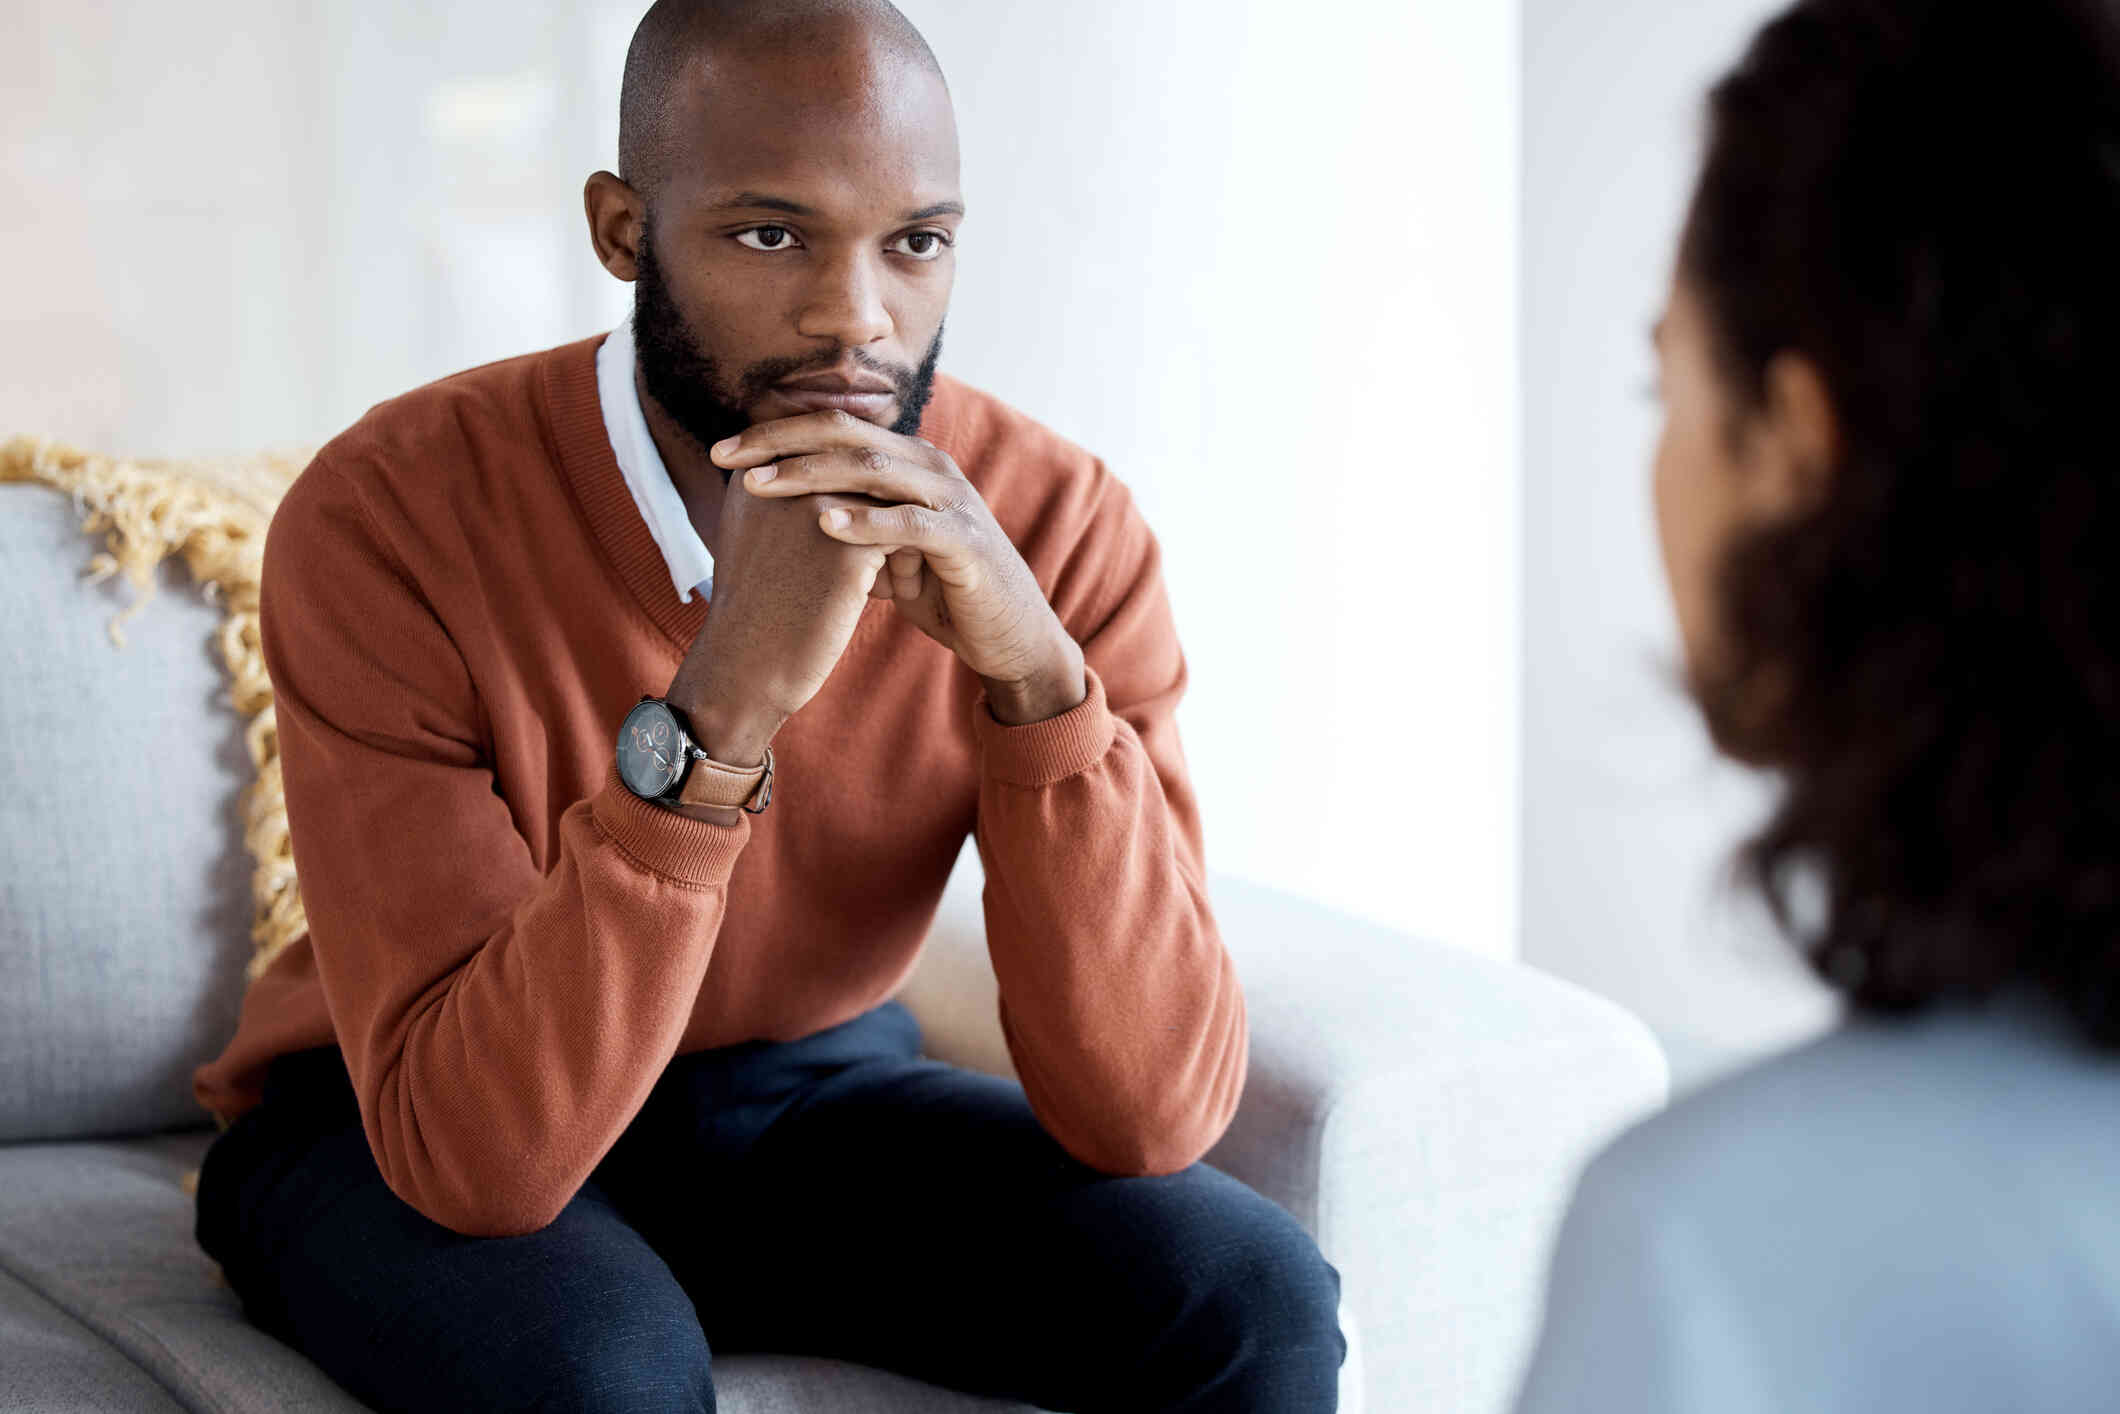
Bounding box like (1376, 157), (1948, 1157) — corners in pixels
(891, 229), (952, 261)
(734, 225), (801, 252)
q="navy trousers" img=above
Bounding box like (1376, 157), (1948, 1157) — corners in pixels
(194, 999), (1345, 1412)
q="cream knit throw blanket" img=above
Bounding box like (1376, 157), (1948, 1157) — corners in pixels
(1, 435), (315, 992)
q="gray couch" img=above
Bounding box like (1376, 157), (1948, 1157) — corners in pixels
(0, 479), (1668, 1413)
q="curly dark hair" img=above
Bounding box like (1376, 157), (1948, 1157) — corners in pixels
(1679, 0), (2120, 1040)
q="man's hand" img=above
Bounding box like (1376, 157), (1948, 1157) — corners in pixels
(661, 453), (893, 776)
(711, 412), (1087, 725)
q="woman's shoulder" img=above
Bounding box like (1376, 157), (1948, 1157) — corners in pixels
(1578, 990), (2120, 1252)
(1520, 994), (2120, 1413)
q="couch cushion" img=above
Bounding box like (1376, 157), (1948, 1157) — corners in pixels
(0, 482), (256, 1141)
(0, 1264), (187, 1411)
(0, 1129), (1043, 1413)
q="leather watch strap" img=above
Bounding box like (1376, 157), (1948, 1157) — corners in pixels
(675, 743), (774, 812)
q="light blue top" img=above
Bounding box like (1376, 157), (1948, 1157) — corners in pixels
(1514, 991), (2120, 1413)
(595, 315), (716, 605)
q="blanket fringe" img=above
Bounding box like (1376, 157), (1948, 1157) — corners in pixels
(2, 435), (316, 984)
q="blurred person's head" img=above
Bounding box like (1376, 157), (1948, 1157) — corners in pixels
(1650, 0), (2120, 1038)
(583, 0), (958, 463)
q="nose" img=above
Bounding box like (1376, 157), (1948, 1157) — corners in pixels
(795, 249), (893, 348)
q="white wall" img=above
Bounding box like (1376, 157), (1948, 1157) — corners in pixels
(1520, 0), (1835, 1085)
(903, 2), (1520, 956)
(6, 1), (1522, 960)
(2, 0), (636, 453)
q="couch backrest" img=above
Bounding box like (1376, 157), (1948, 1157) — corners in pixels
(1, 482), (254, 1140)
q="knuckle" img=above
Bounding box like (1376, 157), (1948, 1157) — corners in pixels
(828, 408), (859, 433)
(857, 445), (891, 473)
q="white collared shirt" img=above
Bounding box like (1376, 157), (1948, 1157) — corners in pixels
(595, 315), (715, 604)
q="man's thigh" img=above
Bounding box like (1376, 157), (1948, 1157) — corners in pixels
(195, 1054), (714, 1414)
(621, 1052), (1345, 1412)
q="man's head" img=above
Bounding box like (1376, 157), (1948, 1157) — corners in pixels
(585, 0), (961, 464)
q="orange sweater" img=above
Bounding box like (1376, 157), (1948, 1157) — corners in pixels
(191, 335), (1246, 1236)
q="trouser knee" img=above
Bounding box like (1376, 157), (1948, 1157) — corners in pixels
(1197, 1222), (1346, 1401)
(1112, 1172), (1349, 1412)
(526, 1299), (715, 1414)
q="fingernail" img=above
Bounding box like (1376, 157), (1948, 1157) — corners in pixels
(748, 464), (776, 484)
(711, 437), (740, 460)
(824, 508), (851, 529)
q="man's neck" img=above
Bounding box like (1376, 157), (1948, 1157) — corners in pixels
(633, 362), (728, 553)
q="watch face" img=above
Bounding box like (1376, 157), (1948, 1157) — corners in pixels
(617, 700), (684, 798)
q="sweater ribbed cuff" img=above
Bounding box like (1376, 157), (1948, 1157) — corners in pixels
(972, 662), (1117, 788)
(592, 760), (750, 885)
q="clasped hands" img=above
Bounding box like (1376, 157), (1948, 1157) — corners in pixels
(710, 412), (1086, 726)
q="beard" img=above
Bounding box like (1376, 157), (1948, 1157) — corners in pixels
(631, 216), (944, 479)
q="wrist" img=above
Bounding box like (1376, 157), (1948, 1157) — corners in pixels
(658, 702), (776, 825)
(673, 693), (782, 767)
(982, 637), (1087, 726)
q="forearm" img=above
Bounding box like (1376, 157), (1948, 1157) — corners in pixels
(332, 768), (747, 1237)
(973, 666), (1247, 1175)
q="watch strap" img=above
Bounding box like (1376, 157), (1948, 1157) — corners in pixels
(675, 742), (774, 812)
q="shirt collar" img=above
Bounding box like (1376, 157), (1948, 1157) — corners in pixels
(595, 315), (715, 604)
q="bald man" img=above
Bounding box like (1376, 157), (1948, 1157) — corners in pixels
(189, 2), (1346, 1410)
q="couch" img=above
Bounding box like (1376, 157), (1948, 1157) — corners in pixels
(0, 473), (1668, 1412)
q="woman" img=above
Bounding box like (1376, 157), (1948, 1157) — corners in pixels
(1514, 1), (2120, 1409)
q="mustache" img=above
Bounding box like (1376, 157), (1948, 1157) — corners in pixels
(734, 348), (922, 404)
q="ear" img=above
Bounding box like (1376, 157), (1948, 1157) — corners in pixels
(1750, 352), (1841, 517)
(583, 170), (645, 282)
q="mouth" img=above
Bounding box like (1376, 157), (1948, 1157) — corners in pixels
(761, 367), (900, 423)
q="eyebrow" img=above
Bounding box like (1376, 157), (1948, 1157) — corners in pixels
(706, 191), (966, 223)
(903, 201), (966, 222)
(711, 191), (814, 216)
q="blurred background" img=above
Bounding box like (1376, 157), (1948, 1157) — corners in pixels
(3, 0), (1822, 1089)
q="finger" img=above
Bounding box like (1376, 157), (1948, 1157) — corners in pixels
(746, 447), (954, 509)
(711, 410), (900, 470)
(887, 547), (924, 601)
(819, 502), (975, 574)
(809, 496), (909, 599)
(857, 546), (889, 601)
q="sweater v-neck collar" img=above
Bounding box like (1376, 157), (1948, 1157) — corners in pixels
(539, 333), (963, 654)
(542, 333), (709, 650)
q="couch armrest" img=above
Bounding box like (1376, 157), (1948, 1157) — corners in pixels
(897, 850), (1669, 1414)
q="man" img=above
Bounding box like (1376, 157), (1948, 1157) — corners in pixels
(190, 1), (1345, 1409)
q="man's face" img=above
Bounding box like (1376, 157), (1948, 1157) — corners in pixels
(632, 215), (942, 455)
(628, 33), (962, 462)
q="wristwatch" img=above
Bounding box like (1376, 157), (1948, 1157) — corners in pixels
(615, 695), (774, 813)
